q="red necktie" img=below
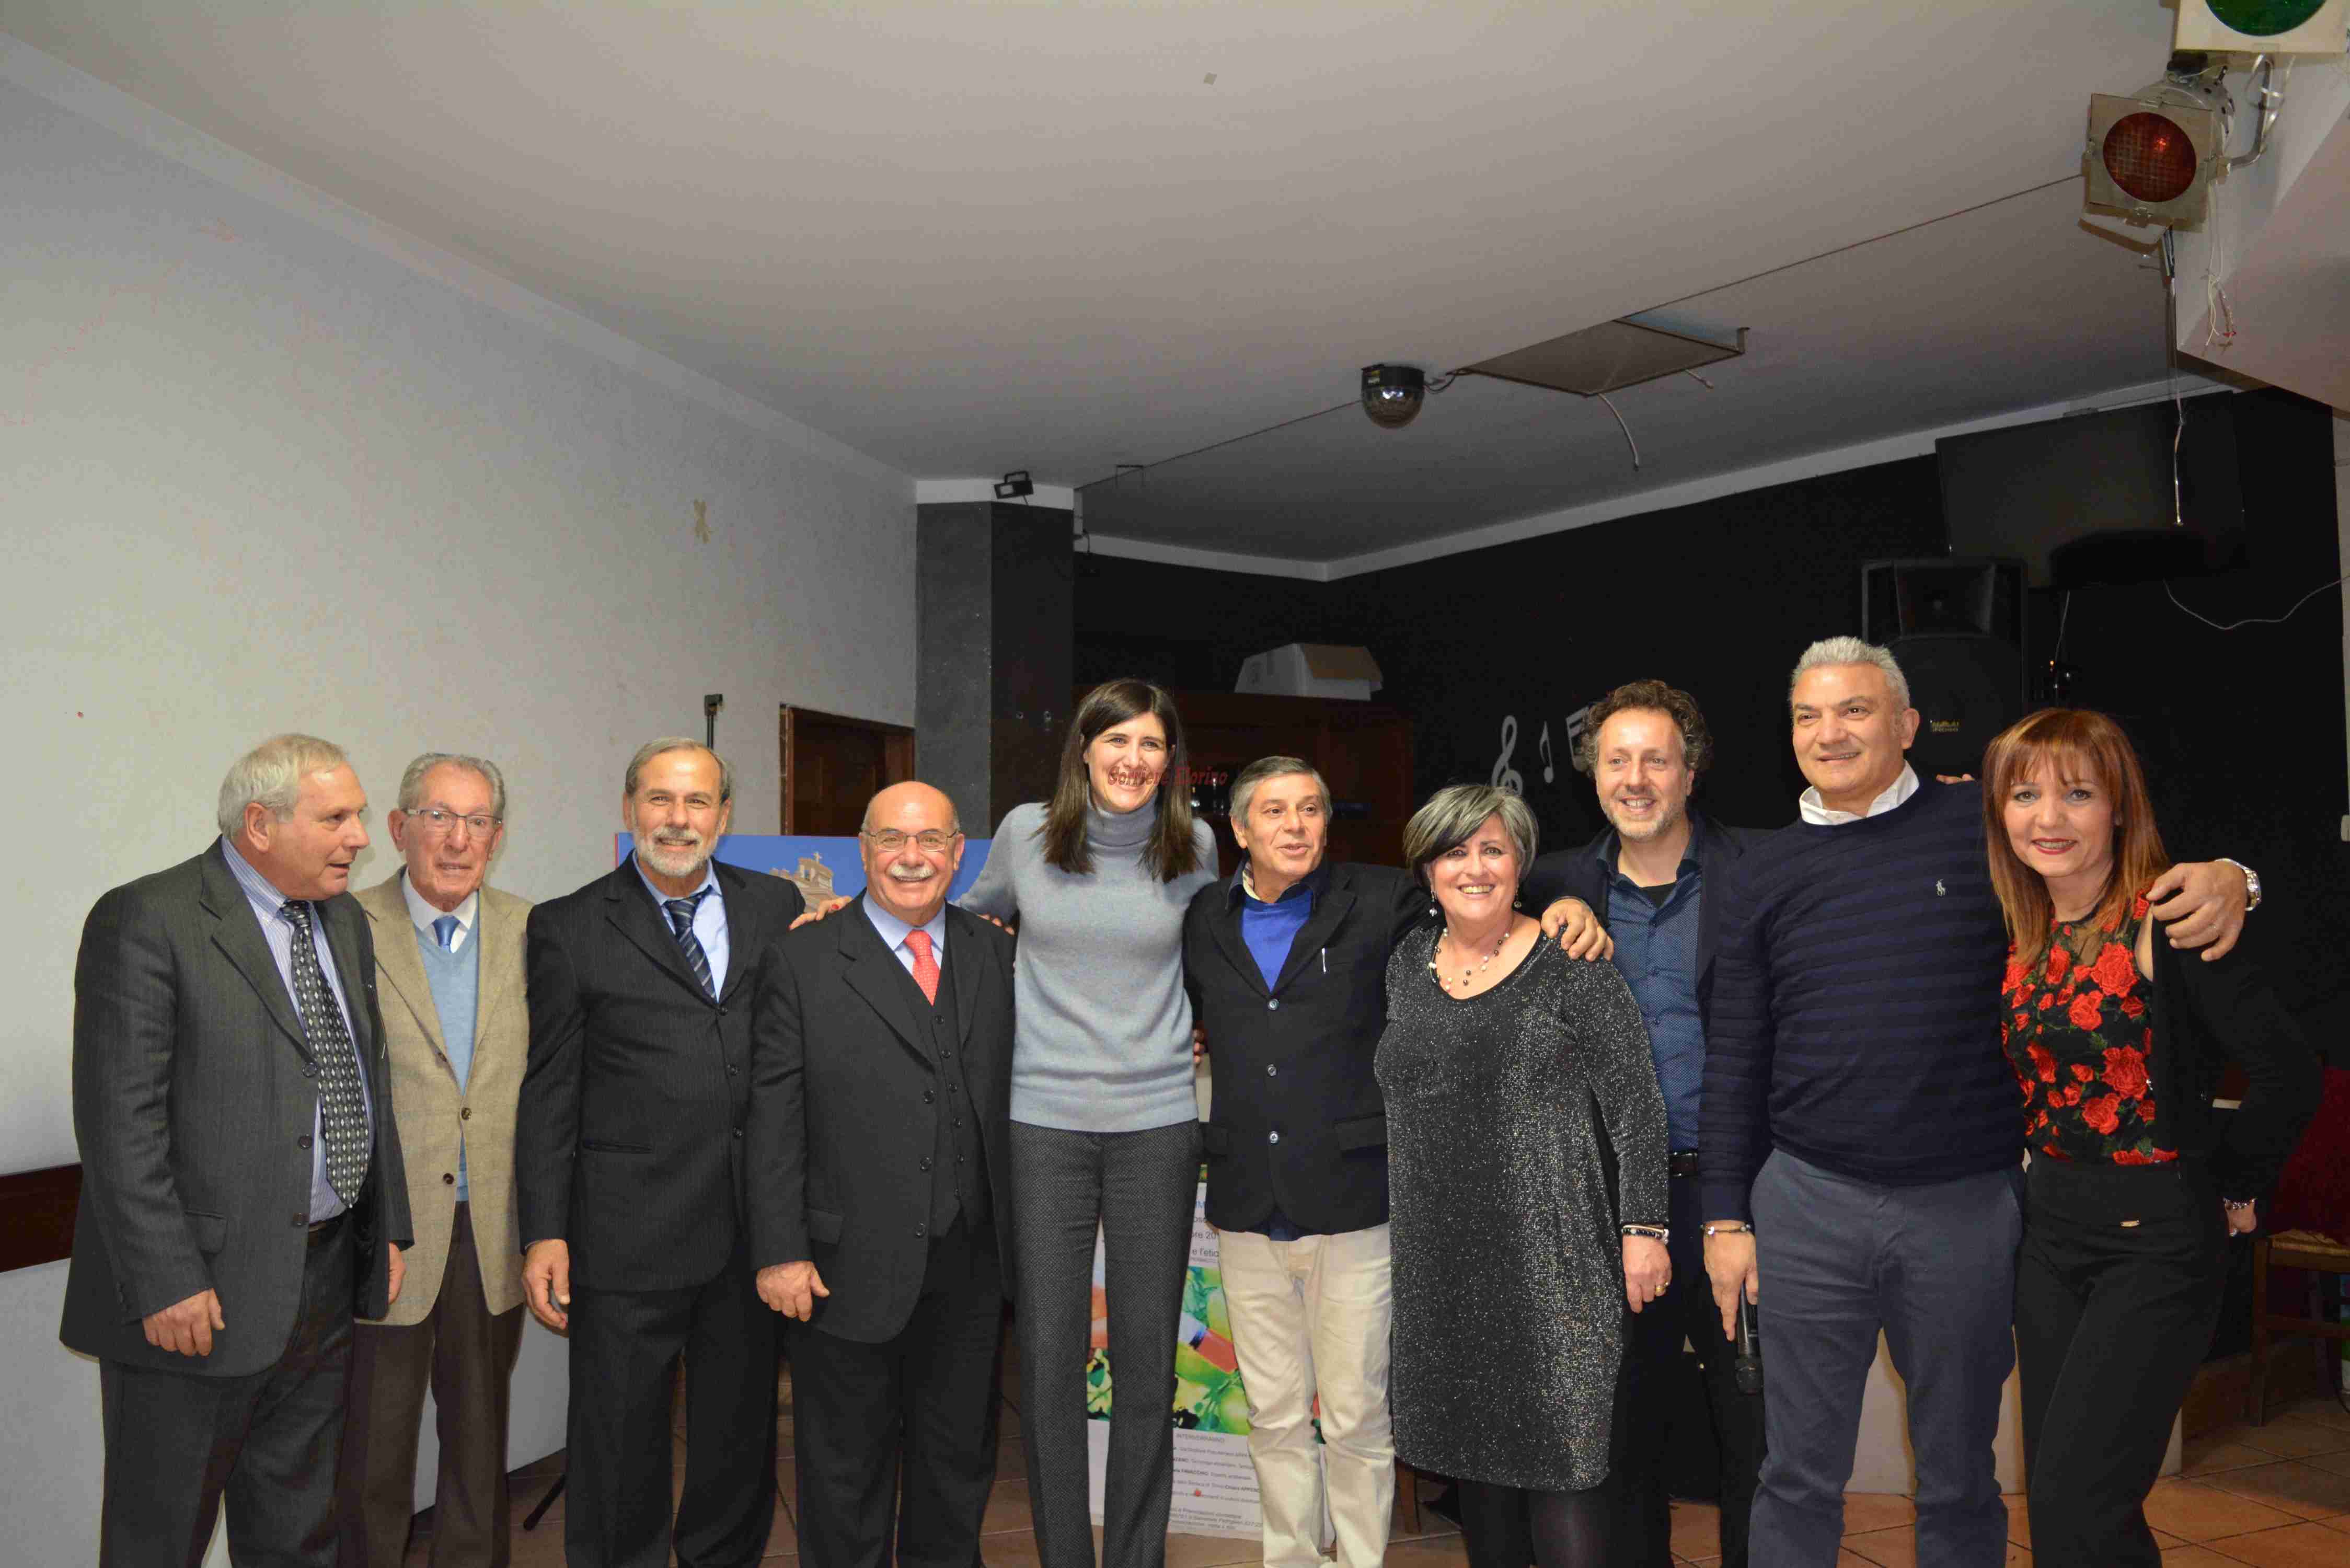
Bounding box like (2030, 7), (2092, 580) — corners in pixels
(905, 928), (940, 1005)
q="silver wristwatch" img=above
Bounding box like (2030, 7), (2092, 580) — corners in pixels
(2220, 859), (2263, 912)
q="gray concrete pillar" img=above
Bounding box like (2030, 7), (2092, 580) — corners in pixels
(915, 501), (1074, 835)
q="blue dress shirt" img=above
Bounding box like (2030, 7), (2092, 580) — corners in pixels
(1598, 832), (1706, 1151)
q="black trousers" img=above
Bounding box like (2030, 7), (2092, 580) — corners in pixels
(2015, 1159), (2225, 1568)
(564, 1251), (780, 1568)
(789, 1218), (1006, 1568)
(1614, 1170), (1766, 1568)
(99, 1213), (357, 1568)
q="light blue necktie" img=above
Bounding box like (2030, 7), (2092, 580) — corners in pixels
(433, 915), (459, 950)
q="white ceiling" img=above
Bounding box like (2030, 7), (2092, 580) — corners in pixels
(3, 1), (2217, 567)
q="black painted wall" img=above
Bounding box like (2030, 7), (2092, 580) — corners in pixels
(1075, 391), (2348, 1051)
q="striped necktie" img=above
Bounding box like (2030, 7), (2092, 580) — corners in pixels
(664, 890), (716, 998)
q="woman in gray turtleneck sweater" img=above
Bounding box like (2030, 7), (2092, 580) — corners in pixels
(959, 678), (1217, 1568)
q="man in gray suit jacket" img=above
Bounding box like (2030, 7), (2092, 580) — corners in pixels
(336, 752), (532, 1568)
(63, 733), (414, 1568)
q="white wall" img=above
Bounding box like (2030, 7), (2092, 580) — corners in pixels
(1, 50), (915, 1564)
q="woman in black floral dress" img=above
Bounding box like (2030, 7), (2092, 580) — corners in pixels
(1984, 709), (2318, 1567)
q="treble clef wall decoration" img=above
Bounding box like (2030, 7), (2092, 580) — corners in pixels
(1491, 716), (1525, 796)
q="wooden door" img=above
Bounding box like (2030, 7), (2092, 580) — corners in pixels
(779, 706), (916, 834)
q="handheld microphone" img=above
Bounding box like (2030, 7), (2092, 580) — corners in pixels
(1734, 1299), (1762, 1395)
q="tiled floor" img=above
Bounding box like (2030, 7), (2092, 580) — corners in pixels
(406, 1354), (2350, 1566)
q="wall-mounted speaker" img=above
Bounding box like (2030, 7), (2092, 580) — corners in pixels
(1861, 559), (2028, 778)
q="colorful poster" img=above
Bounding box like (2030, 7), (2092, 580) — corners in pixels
(612, 833), (990, 906)
(1085, 1171), (1268, 1540)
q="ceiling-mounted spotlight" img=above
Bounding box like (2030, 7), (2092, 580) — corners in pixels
(993, 469), (1034, 500)
(1360, 364), (1426, 430)
(2084, 87), (2222, 229)
(2175, 0), (2346, 56)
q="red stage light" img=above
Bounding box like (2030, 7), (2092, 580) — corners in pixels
(2102, 112), (2201, 205)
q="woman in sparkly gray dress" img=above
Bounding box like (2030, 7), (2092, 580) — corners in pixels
(1376, 784), (1671, 1567)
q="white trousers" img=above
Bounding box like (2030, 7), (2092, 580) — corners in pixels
(1214, 1223), (1395, 1568)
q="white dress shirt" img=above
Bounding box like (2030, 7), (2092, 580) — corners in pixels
(1799, 763), (1920, 826)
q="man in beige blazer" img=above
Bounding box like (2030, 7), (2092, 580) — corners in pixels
(335, 752), (531, 1568)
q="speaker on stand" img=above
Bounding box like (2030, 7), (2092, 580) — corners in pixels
(1860, 559), (2028, 778)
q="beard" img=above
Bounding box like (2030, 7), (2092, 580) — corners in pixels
(635, 826), (713, 880)
(1605, 796), (1686, 843)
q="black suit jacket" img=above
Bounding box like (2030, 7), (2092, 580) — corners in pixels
(516, 858), (803, 1292)
(1182, 861), (1427, 1236)
(1519, 810), (1778, 1036)
(62, 843), (413, 1377)
(746, 901), (1017, 1344)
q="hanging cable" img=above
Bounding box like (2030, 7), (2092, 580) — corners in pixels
(2165, 575), (2350, 632)
(1595, 392), (1640, 471)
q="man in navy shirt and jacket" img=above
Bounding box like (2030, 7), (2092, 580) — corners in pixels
(1184, 756), (1604, 1568)
(1519, 679), (1771, 1568)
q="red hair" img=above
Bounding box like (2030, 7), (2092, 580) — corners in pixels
(1982, 708), (2172, 971)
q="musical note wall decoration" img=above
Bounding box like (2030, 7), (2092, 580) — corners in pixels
(1491, 716), (1524, 796)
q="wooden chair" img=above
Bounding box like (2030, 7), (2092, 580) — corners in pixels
(2248, 1066), (2350, 1426)
(2249, 1229), (2350, 1425)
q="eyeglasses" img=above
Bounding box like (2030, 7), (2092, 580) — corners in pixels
(412, 807), (501, 838)
(860, 829), (959, 854)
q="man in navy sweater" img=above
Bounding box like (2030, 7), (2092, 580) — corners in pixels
(1699, 637), (2251, 1567)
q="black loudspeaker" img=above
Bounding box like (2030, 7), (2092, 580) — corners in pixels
(1860, 559), (2027, 778)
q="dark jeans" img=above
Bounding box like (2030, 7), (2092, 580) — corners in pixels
(1615, 1169), (1766, 1568)
(1748, 1150), (2022, 1568)
(100, 1213), (356, 1568)
(2015, 1159), (2225, 1568)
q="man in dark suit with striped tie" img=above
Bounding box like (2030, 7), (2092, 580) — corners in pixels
(63, 732), (413, 1567)
(516, 737), (804, 1568)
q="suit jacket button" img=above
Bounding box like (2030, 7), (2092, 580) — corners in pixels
(1266, 998), (1279, 1010)
(299, 1135), (313, 1149)
(919, 1158), (932, 1171)
(304, 1062), (318, 1077)
(733, 1127), (743, 1139)
(923, 1091), (935, 1104)
(443, 1173), (455, 1185)
(460, 1106), (471, 1121)
(1268, 1131), (1281, 1145)
(1266, 1064), (1277, 1076)
(292, 1214), (306, 1228)
(914, 1224), (926, 1238)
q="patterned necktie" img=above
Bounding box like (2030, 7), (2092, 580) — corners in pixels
(905, 927), (940, 1005)
(280, 900), (370, 1202)
(433, 915), (459, 950)
(664, 890), (716, 998)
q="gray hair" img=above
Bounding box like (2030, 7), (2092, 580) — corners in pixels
(624, 737), (732, 802)
(398, 752), (508, 820)
(1401, 783), (1540, 889)
(1789, 636), (1911, 713)
(216, 733), (349, 839)
(1227, 755), (1331, 821)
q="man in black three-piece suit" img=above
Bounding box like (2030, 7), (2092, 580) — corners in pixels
(515, 738), (804, 1568)
(748, 780), (1018, 1568)
(63, 733), (413, 1568)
